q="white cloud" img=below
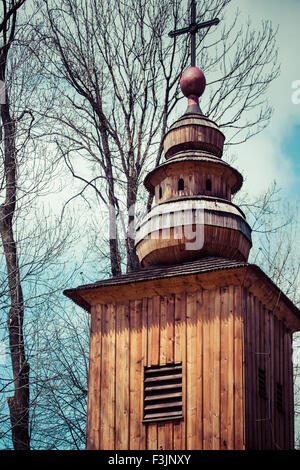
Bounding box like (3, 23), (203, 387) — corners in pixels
(228, 0), (300, 196)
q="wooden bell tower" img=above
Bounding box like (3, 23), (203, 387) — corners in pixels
(64, 63), (300, 450)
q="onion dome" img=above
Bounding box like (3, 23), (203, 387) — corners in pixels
(135, 66), (252, 267)
(164, 67), (225, 159)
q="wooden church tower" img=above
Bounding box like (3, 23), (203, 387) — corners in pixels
(64, 7), (300, 451)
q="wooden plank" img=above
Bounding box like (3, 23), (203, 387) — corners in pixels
(145, 373), (182, 383)
(174, 291), (186, 364)
(269, 309), (275, 449)
(203, 289), (212, 449)
(158, 422), (173, 450)
(146, 425), (158, 450)
(286, 331), (294, 449)
(195, 289), (203, 450)
(220, 287), (228, 449)
(278, 319), (284, 449)
(249, 293), (256, 449)
(166, 294), (175, 365)
(264, 307), (271, 450)
(255, 298), (267, 450)
(147, 297), (153, 368)
(243, 288), (251, 449)
(233, 286), (245, 449)
(274, 316), (280, 449)
(158, 294), (175, 449)
(159, 296), (168, 366)
(145, 382), (182, 391)
(145, 392), (182, 402)
(146, 296), (156, 450)
(140, 297), (148, 450)
(227, 286), (235, 449)
(220, 287), (229, 449)
(260, 302), (267, 450)
(86, 304), (102, 450)
(100, 303), (116, 449)
(141, 297), (148, 367)
(151, 296), (160, 366)
(145, 364), (182, 374)
(243, 288), (250, 449)
(212, 287), (221, 450)
(254, 297), (262, 450)
(174, 292), (186, 450)
(115, 302), (130, 450)
(186, 291), (197, 449)
(129, 299), (143, 450)
(173, 421), (183, 450)
(145, 401), (182, 411)
(283, 327), (289, 449)
(263, 304), (270, 450)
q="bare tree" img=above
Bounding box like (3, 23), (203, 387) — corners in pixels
(28, 300), (89, 449)
(234, 182), (300, 307)
(0, 1), (82, 450)
(0, 0), (30, 450)
(0, 0), (294, 451)
(34, 0), (279, 277)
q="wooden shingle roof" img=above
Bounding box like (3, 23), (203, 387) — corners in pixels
(63, 257), (300, 332)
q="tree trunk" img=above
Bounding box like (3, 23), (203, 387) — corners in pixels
(108, 200), (122, 277)
(126, 178), (140, 273)
(0, 98), (30, 450)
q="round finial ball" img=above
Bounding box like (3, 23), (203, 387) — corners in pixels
(180, 66), (206, 97)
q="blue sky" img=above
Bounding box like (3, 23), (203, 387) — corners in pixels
(46, 0), (300, 246)
(235, 1), (300, 440)
(231, 0), (300, 202)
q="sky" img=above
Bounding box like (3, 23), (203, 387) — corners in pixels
(47, 0), (300, 215)
(1, 0), (299, 449)
(231, 0), (300, 441)
(229, 0), (300, 202)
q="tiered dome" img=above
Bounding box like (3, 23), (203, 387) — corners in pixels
(135, 66), (252, 267)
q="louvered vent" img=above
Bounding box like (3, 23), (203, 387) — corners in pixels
(143, 363), (183, 423)
(258, 368), (267, 399)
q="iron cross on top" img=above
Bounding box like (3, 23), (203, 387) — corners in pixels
(169, 0), (220, 67)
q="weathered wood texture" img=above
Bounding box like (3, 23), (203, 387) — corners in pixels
(66, 261), (300, 333)
(82, 265), (299, 450)
(154, 172), (232, 203)
(243, 290), (294, 450)
(144, 157), (242, 198)
(86, 285), (245, 450)
(163, 115), (225, 158)
(136, 224), (251, 267)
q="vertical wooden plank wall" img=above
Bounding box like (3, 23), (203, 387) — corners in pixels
(243, 291), (294, 450)
(86, 304), (102, 450)
(115, 302), (129, 449)
(86, 285), (246, 450)
(100, 303), (115, 449)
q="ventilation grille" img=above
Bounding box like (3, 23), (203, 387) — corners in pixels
(258, 368), (267, 399)
(143, 363), (183, 423)
(276, 383), (284, 413)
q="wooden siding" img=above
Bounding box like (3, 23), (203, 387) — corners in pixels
(144, 156), (242, 196)
(136, 224), (251, 267)
(155, 173), (231, 204)
(163, 120), (224, 158)
(86, 285), (245, 450)
(243, 290), (294, 449)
